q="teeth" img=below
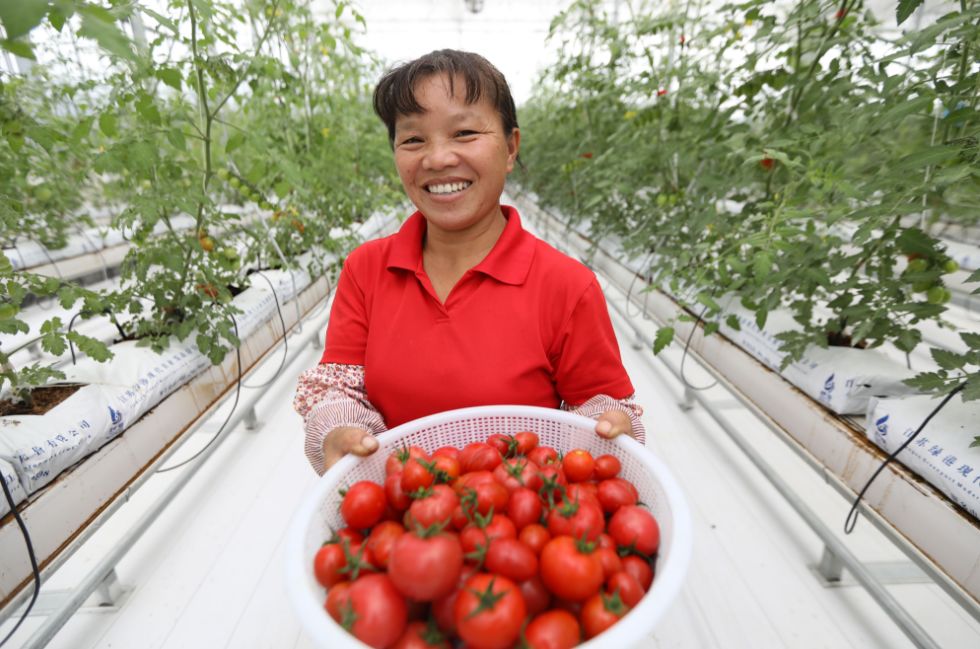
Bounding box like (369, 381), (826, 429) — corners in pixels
(428, 181), (471, 195)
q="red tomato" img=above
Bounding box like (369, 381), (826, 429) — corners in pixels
(487, 433), (516, 457)
(365, 520), (405, 569)
(519, 575), (552, 618)
(524, 609), (581, 649)
(333, 528), (364, 545)
(536, 464), (568, 507)
(596, 547), (623, 580)
(607, 570), (644, 607)
(485, 537), (538, 582)
(388, 529), (463, 601)
(563, 483), (600, 509)
(314, 543), (346, 588)
(562, 450), (595, 483)
(552, 598), (583, 617)
(593, 454), (621, 480)
(459, 442), (503, 473)
(581, 590), (630, 639)
(340, 481), (387, 530)
(597, 478), (639, 514)
(324, 580), (351, 622)
(546, 499), (604, 542)
(432, 564), (479, 634)
(386, 473), (412, 511)
(540, 536), (604, 602)
(454, 573), (526, 649)
(451, 503), (470, 530)
(386, 445), (427, 477)
(513, 431), (539, 455)
(432, 446), (460, 461)
(465, 480), (510, 516)
(460, 524), (490, 556)
(507, 487), (543, 530)
(402, 457), (436, 493)
(409, 484), (459, 528)
(494, 457), (543, 493)
(596, 533), (616, 552)
(608, 506), (660, 556)
(343, 573), (408, 648)
(621, 555), (654, 591)
(432, 455), (460, 482)
(527, 445), (558, 466)
(519, 523), (551, 556)
(392, 620), (451, 649)
(483, 514), (517, 543)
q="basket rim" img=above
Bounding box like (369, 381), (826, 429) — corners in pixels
(285, 404), (692, 649)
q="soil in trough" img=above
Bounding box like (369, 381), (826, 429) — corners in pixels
(0, 384), (84, 417)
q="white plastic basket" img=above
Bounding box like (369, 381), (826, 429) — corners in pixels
(286, 405), (692, 649)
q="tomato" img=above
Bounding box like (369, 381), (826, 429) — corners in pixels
(546, 499), (604, 542)
(593, 454), (621, 480)
(463, 480), (510, 516)
(451, 503), (470, 530)
(459, 442), (503, 473)
(563, 483), (600, 509)
(388, 528), (464, 601)
(341, 481), (387, 530)
(596, 546), (623, 580)
(597, 478), (638, 514)
(432, 446), (460, 461)
(759, 156), (775, 171)
(507, 487), (543, 530)
(485, 537), (538, 582)
(409, 484), (459, 528)
(386, 473), (412, 511)
(314, 543), (347, 588)
(621, 555), (654, 591)
(365, 520), (405, 569)
(402, 457), (436, 493)
(608, 505), (660, 556)
(535, 464), (567, 508)
(552, 598), (583, 617)
(487, 433), (516, 457)
(432, 455), (461, 483)
(580, 590), (629, 639)
(519, 574), (552, 618)
(483, 514), (517, 543)
(324, 580), (351, 622)
(460, 524), (490, 557)
(392, 620), (451, 649)
(524, 609), (581, 649)
(432, 564), (479, 634)
(342, 573), (408, 648)
(562, 450), (595, 483)
(454, 573), (526, 649)
(528, 445), (558, 466)
(519, 523), (551, 556)
(596, 533), (616, 552)
(494, 457), (543, 493)
(513, 431), (539, 455)
(540, 536), (604, 602)
(333, 527), (364, 545)
(387, 445), (428, 477)
(607, 570), (644, 607)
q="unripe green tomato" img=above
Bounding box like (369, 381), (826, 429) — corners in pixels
(911, 280), (932, 293)
(907, 258), (929, 273)
(216, 168), (229, 180)
(229, 176), (241, 188)
(34, 186), (53, 202)
(926, 285), (950, 304)
(222, 246), (239, 260)
(942, 259), (959, 274)
(260, 200), (273, 211)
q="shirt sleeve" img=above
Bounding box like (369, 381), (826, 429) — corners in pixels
(321, 256), (370, 365)
(551, 277), (635, 405)
(562, 393), (646, 444)
(293, 363), (387, 475)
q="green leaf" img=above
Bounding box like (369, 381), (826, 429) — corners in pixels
(653, 326), (673, 354)
(99, 112), (118, 137)
(225, 131), (245, 153)
(166, 127), (185, 150)
(725, 314), (741, 331)
(136, 95), (161, 124)
(755, 306), (768, 331)
(71, 115), (95, 142)
(67, 331), (112, 362)
(78, 9), (136, 61)
(929, 348), (966, 371)
(2, 38), (36, 60)
(157, 67), (182, 90)
(142, 7), (177, 34)
(891, 146), (958, 174)
(896, 228), (936, 258)
(753, 251), (772, 279)
(0, 0), (50, 41)
(903, 371), (947, 392)
(896, 0), (924, 25)
(962, 378), (980, 402)
(960, 332), (980, 350)
(47, 5), (67, 32)
(895, 328), (921, 353)
(970, 436), (980, 448)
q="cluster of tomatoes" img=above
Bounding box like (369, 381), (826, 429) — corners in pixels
(312, 431), (660, 649)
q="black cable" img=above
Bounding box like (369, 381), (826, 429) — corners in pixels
(67, 310), (83, 365)
(241, 272), (288, 389)
(624, 251), (655, 320)
(678, 305), (719, 391)
(0, 473), (41, 649)
(844, 383), (965, 534)
(156, 317), (243, 474)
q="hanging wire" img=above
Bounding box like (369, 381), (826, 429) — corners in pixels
(0, 474), (41, 649)
(240, 272), (289, 389)
(624, 250), (656, 320)
(156, 316), (243, 474)
(844, 382), (965, 534)
(678, 304), (719, 391)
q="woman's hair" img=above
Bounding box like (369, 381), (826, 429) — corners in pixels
(373, 49), (518, 147)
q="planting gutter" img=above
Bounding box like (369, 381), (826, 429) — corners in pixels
(511, 192), (980, 616)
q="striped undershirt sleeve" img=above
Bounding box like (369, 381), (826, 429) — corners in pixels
(293, 363), (387, 475)
(562, 394), (646, 444)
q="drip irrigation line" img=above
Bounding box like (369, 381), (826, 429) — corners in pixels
(155, 316), (242, 474)
(678, 305), (719, 392)
(624, 251), (655, 321)
(240, 272), (288, 389)
(844, 382), (965, 534)
(0, 473), (40, 649)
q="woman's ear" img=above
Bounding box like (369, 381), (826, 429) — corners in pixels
(506, 128), (521, 172)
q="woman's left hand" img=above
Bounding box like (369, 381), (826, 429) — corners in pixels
(595, 409), (634, 439)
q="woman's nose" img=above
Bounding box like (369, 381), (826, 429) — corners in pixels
(422, 140), (459, 170)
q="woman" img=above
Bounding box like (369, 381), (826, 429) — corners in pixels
(294, 50), (644, 474)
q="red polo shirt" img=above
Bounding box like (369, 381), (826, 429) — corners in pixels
(321, 205), (634, 428)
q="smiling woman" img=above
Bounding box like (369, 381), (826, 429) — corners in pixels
(293, 50), (646, 474)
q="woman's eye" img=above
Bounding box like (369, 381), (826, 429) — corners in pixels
(456, 130), (478, 138)
(400, 137), (422, 145)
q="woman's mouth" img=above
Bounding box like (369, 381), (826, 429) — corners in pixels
(425, 181), (472, 195)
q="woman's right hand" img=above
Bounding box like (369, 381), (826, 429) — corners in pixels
(322, 425), (379, 472)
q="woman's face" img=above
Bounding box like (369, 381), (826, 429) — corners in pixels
(392, 73), (520, 237)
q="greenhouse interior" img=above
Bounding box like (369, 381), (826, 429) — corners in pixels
(1, 0), (979, 647)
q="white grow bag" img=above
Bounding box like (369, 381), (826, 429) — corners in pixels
(0, 457), (27, 518)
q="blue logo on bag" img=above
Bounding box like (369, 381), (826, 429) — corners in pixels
(875, 415), (889, 435)
(108, 406), (125, 436)
(819, 373), (835, 403)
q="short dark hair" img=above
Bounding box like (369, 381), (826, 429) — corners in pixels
(373, 49), (519, 147)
